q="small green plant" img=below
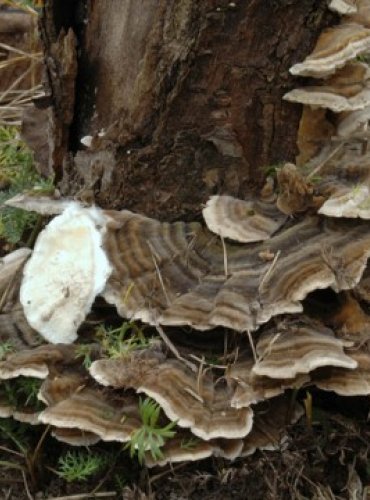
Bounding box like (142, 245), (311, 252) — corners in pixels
(57, 450), (108, 483)
(180, 436), (200, 450)
(0, 341), (15, 360)
(0, 418), (30, 455)
(74, 344), (93, 369)
(356, 54), (370, 64)
(263, 163), (283, 178)
(2, 377), (43, 410)
(96, 321), (153, 359)
(126, 397), (177, 464)
(0, 126), (53, 245)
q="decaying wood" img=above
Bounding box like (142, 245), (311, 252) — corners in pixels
(38, 0), (335, 219)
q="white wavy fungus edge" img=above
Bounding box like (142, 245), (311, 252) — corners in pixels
(20, 203), (112, 344)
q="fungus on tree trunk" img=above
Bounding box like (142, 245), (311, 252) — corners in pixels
(1, 0), (370, 467)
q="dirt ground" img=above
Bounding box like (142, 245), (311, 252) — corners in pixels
(1, 390), (369, 500)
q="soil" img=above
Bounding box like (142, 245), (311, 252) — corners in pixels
(1, 391), (369, 499)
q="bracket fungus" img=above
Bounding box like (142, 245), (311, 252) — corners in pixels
(252, 320), (356, 379)
(202, 195), (286, 243)
(313, 349), (370, 396)
(0, 344), (77, 380)
(289, 24), (370, 78)
(38, 388), (142, 443)
(329, 0), (357, 14)
(90, 349), (253, 440)
(0, 0), (370, 468)
(20, 202), (112, 344)
(284, 62), (370, 113)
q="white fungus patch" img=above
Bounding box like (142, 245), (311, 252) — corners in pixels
(20, 203), (112, 344)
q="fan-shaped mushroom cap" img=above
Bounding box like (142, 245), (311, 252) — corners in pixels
(0, 305), (41, 350)
(51, 428), (100, 446)
(20, 203), (112, 344)
(329, 0), (357, 14)
(284, 63), (370, 112)
(314, 349), (370, 395)
(202, 195), (285, 243)
(12, 410), (41, 425)
(38, 371), (87, 405)
(336, 106), (370, 137)
(103, 211), (370, 332)
(229, 359), (309, 409)
(38, 388), (142, 442)
(0, 344), (76, 380)
(346, 0), (370, 26)
(290, 24), (370, 78)
(144, 434), (215, 467)
(51, 428), (101, 446)
(305, 144), (370, 219)
(0, 402), (12, 418)
(90, 350), (253, 440)
(252, 320), (357, 379)
(0, 248), (31, 293)
(5, 193), (74, 215)
(319, 185), (370, 218)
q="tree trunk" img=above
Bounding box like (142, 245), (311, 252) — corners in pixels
(38, 0), (335, 219)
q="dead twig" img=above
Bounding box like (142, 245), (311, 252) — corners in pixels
(246, 329), (257, 363)
(21, 469), (33, 500)
(155, 323), (196, 371)
(258, 250), (281, 293)
(46, 493), (117, 500)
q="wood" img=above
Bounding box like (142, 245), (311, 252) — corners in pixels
(39, 0), (335, 219)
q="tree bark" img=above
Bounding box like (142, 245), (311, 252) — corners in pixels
(39, 0), (336, 220)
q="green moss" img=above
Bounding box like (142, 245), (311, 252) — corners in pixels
(0, 126), (53, 245)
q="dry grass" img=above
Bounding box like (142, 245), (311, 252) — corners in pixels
(0, 1), (43, 126)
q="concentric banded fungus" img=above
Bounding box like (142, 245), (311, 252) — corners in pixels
(346, 0), (370, 27)
(0, 400), (12, 418)
(103, 210), (370, 332)
(0, 344), (77, 380)
(20, 202), (112, 343)
(284, 62), (370, 112)
(290, 23), (370, 78)
(329, 0), (357, 14)
(51, 428), (101, 446)
(336, 106), (370, 136)
(38, 388), (142, 442)
(318, 185), (370, 218)
(90, 350), (253, 440)
(252, 319), (357, 379)
(229, 359), (309, 409)
(144, 434), (214, 467)
(5, 193), (75, 216)
(0, 305), (41, 350)
(305, 147), (370, 219)
(0, 248), (31, 292)
(38, 372), (88, 406)
(314, 349), (370, 395)
(202, 195), (285, 243)
(145, 436), (246, 467)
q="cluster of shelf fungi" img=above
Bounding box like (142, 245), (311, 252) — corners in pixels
(1, 0), (370, 467)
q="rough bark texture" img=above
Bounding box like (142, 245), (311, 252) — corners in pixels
(40, 0), (336, 220)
